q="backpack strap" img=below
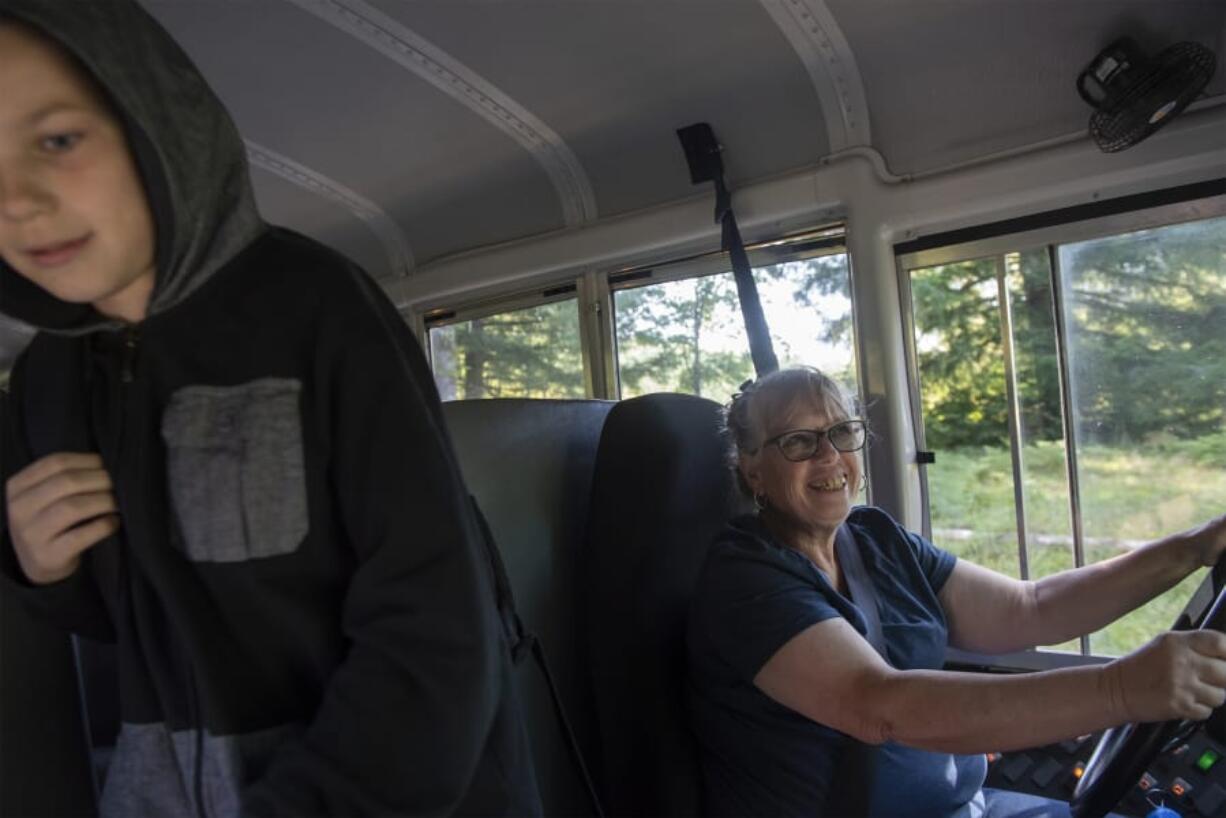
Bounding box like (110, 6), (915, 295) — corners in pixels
(467, 496), (606, 818)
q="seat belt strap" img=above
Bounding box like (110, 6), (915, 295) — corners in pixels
(836, 525), (887, 656)
(677, 122), (779, 378)
(715, 175), (780, 378)
(823, 524), (886, 818)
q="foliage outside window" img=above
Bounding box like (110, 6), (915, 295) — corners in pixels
(908, 215), (1226, 657)
(613, 253), (858, 403)
(429, 299), (585, 400)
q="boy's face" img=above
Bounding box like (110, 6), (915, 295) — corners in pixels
(0, 23), (156, 324)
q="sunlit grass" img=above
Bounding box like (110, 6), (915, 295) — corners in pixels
(927, 436), (1226, 657)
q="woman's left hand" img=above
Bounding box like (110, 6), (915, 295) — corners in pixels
(1183, 513), (1226, 569)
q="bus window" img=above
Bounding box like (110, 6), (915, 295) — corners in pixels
(428, 298), (585, 400)
(902, 206), (1226, 658)
(1060, 215), (1226, 655)
(612, 243), (859, 404)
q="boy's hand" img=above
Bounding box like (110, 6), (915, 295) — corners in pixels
(4, 453), (119, 585)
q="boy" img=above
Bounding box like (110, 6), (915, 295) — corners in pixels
(0, 1), (540, 815)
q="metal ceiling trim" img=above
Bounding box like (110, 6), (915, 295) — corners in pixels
(758, 0), (871, 150)
(284, 0), (598, 227)
(245, 140), (416, 276)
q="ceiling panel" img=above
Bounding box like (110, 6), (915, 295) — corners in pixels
(144, 0), (564, 268)
(380, 0), (830, 220)
(250, 169), (393, 280)
(829, 0), (1226, 176)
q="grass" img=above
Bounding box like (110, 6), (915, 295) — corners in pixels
(926, 434), (1226, 657)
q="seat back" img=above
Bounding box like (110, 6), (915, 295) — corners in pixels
(582, 393), (750, 817)
(443, 398), (614, 817)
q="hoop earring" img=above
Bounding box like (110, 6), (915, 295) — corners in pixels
(754, 492), (768, 512)
(858, 474), (867, 494)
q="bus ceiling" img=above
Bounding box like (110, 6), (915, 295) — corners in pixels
(0, 1), (1224, 371)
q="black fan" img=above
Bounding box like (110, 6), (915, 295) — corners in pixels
(1076, 37), (1216, 152)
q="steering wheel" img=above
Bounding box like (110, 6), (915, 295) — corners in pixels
(1070, 559), (1226, 818)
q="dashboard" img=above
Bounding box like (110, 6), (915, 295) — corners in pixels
(984, 722), (1226, 817)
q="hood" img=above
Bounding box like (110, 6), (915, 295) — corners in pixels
(0, 0), (266, 334)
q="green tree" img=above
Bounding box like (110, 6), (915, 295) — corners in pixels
(1062, 219), (1226, 444)
(615, 275), (750, 400)
(911, 258), (1010, 448)
(774, 254), (859, 393)
(908, 219), (1225, 449)
(431, 300), (585, 399)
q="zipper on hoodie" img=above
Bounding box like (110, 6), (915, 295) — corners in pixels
(113, 327), (209, 818)
(120, 326), (140, 384)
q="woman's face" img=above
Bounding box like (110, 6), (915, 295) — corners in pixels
(740, 400), (862, 538)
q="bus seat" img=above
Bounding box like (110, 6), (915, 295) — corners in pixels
(443, 397), (615, 817)
(583, 393), (751, 817)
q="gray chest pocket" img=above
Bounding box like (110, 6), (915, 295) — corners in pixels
(162, 379), (308, 563)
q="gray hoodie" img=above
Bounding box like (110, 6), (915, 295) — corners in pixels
(0, 0), (264, 334)
(0, 2), (540, 815)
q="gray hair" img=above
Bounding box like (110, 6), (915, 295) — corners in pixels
(723, 366), (859, 496)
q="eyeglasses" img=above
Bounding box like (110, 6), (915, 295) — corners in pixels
(758, 419), (867, 462)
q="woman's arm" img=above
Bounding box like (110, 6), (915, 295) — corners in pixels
(939, 515), (1226, 654)
(755, 615), (1226, 755)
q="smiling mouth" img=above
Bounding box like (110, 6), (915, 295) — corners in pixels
(811, 475), (848, 492)
(26, 235), (92, 267)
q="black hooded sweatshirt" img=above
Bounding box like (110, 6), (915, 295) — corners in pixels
(0, 1), (540, 815)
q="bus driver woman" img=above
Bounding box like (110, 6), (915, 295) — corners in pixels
(687, 366), (1226, 817)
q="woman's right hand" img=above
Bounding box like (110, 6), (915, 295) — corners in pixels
(4, 453), (119, 585)
(1105, 630), (1226, 723)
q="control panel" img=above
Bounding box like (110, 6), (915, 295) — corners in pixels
(985, 731), (1226, 817)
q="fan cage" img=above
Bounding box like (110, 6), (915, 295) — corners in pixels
(1088, 41), (1216, 152)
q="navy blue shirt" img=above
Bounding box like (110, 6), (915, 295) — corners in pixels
(687, 506), (988, 817)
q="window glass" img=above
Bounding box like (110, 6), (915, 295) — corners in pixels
(428, 299), (585, 400)
(1005, 250), (1077, 651)
(1060, 217), (1226, 656)
(910, 258), (1021, 579)
(907, 213), (1226, 658)
(613, 253), (858, 402)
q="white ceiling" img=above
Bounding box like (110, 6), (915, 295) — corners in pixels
(2, 0), (1224, 369)
(829, 0), (1226, 175)
(140, 0), (1223, 281)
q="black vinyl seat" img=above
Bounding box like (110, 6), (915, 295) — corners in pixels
(583, 393), (751, 817)
(443, 398), (615, 817)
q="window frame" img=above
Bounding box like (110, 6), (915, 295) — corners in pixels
(897, 192), (1226, 665)
(606, 224), (847, 294)
(417, 223), (850, 402)
(422, 282), (580, 332)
